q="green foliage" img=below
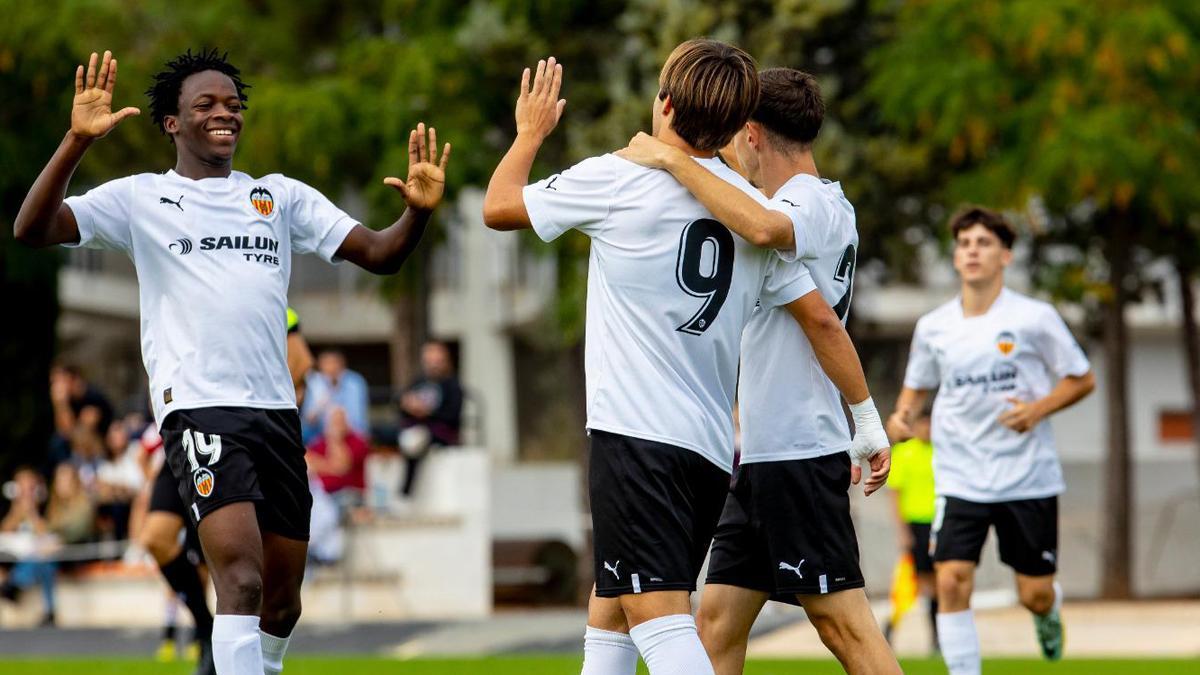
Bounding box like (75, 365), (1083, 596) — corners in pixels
(865, 0), (1200, 300)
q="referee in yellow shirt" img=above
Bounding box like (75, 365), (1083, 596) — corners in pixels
(886, 412), (938, 651)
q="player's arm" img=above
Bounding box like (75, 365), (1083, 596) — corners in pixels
(14, 51), (139, 248)
(335, 124), (450, 274)
(616, 132), (794, 250)
(887, 387), (930, 442)
(482, 57), (566, 231)
(783, 292), (890, 495)
(998, 371), (1094, 433)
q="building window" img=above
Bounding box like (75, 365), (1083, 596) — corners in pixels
(1159, 410), (1195, 443)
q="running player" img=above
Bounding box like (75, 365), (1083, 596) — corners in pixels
(886, 207), (1095, 674)
(618, 68), (899, 675)
(483, 43), (889, 675)
(139, 307), (312, 675)
(15, 49), (449, 675)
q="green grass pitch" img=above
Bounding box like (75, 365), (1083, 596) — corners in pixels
(0, 657), (1196, 674)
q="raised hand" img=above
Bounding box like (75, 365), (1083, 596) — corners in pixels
(71, 51), (140, 139)
(515, 57), (566, 142)
(384, 123), (451, 212)
(615, 132), (681, 169)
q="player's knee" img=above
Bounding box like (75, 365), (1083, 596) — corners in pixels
(216, 562), (263, 612)
(696, 608), (738, 653)
(142, 535), (179, 565)
(935, 567), (971, 606)
(262, 594), (302, 631)
(808, 611), (851, 656)
(1019, 584), (1054, 615)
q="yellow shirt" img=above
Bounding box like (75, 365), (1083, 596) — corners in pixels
(890, 437), (936, 524)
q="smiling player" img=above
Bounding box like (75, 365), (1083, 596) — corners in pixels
(15, 49), (450, 675)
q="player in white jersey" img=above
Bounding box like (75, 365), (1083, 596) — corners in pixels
(483, 43), (890, 675)
(14, 49), (450, 675)
(886, 208), (1095, 674)
(619, 68), (899, 675)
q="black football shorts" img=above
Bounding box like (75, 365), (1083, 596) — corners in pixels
(589, 429), (730, 598)
(706, 452), (864, 604)
(161, 406), (311, 541)
(931, 495), (1058, 576)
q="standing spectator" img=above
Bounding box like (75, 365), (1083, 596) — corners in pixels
(305, 407), (371, 501)
(302, 350), (370, 440)
(397, 341), (464, 497)
(885, 411), (939, 651)
(0, 465), (94, 626)
(47, 365), (114, 479)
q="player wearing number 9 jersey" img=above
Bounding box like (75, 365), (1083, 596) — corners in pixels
(619, 68), (898, 675)
(484, 41), (826, 675)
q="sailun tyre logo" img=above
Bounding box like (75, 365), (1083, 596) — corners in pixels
(250, 186), (275, 217)
(193, 468), (215, 498)
(169, 238), (193, 255)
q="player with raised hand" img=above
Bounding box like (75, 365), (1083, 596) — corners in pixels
(484, 42), (885, 675)
(618, 68), (898, 675)
(887, 207), (1095, 675)
(15, 49), (450, 675)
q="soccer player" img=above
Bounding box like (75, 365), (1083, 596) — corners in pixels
(483, 43), (889, 675)
(617, 68), (899, 675)
(886, 207), (1095, 674)
(14, 49), (450, 675)
(139, 306), (312, 675)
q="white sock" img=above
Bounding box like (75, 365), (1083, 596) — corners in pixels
(212, 614), (264, 675)
(628, 614), (714, 675)
(260, 629), (291, 675)
(581, 625), (638, 675)
(1050, 581), (1063, 614)
(937, 609), (981, 675)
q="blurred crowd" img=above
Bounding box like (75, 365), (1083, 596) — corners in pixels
(0, 341), (464, 627)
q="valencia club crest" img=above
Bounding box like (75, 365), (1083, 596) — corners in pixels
(250, 186), (275, 217)
(996, 331), (1017, 356)
(194, 468), (215, 498)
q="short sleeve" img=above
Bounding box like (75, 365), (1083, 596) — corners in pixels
(767, 192), (814, 263)
(62, 176), (136, 252)
(1036, 306), (1091, 379)
(759, 257), (818, 309)
(903, 319), (941, 390)
(284, 179), (359, 263)
(522, 156), (615, 242)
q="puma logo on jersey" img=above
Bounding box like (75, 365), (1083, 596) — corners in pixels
(779, 559), (805, 578)
(160, 195), (184, 211)
(545, 175), (560, 191)
(604, 560), (621, 580)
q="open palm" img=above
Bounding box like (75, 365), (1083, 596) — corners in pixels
(71, 51), (140, 139)
(384, 123), (451, 212)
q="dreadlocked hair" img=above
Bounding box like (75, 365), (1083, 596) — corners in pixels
(146, 48), (250, 134)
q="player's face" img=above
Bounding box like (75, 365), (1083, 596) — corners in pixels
(953, 223), (1012, 285)
(166, 70), (243, 164)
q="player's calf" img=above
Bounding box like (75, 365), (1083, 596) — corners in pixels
(800, 589), (902, 675)
(1016, 574), (1056, 615)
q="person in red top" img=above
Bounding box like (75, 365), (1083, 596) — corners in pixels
(305, 407), (370, 498)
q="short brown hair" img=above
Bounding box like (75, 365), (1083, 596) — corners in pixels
(950, 206), (1016, 249)
(658, 39), (760, 152)
(752, 68), (824, 151)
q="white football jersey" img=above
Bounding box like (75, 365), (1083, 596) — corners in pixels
(65, 170), (357, 426)
(523, 154), (812, 471)
(903, 288), (1091, 502)
(739, 175), (859, 463)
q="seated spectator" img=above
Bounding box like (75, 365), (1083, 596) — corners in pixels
(0, 465), (94, 626)
(301, 350), (370, 442)
(397, 341), (464, 497)
(69, 406), (106, 493)
(95, 422), (145, 541)
(306, 407), (370, 503)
